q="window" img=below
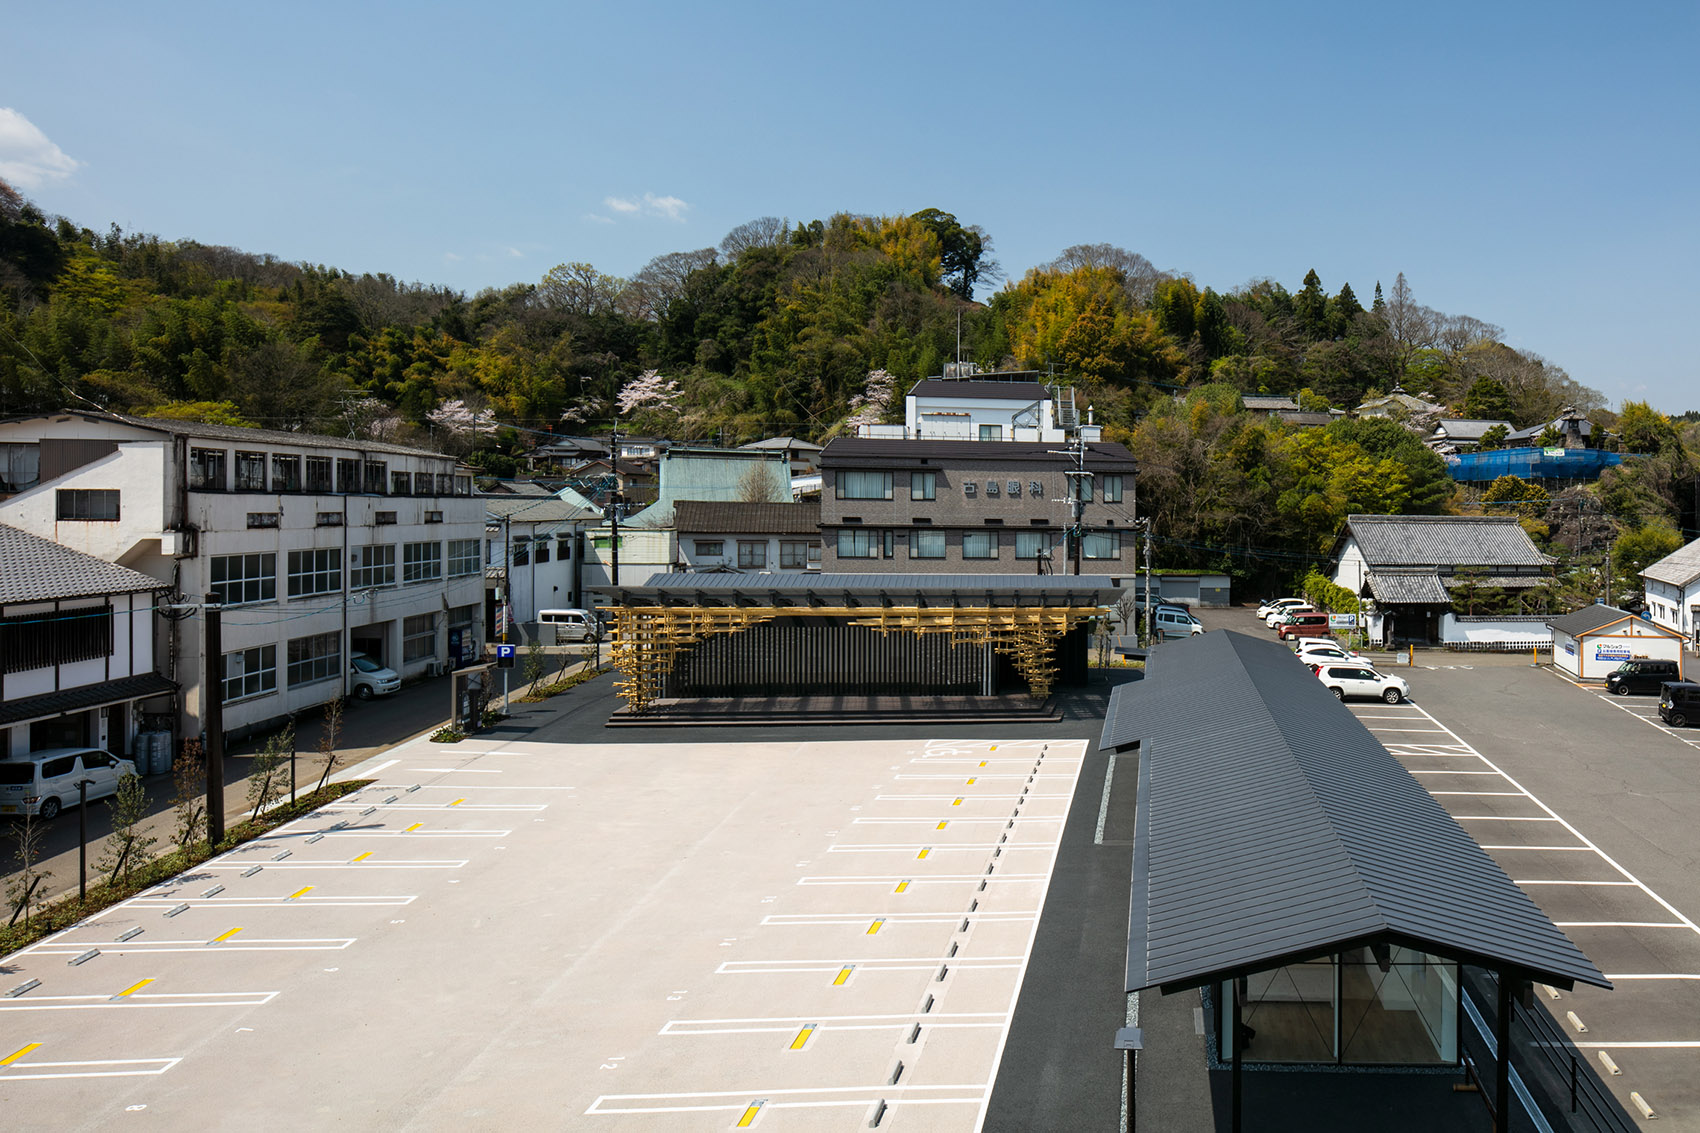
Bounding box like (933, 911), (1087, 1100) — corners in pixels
(512, 537), (530, 566)
(247, 512), (279, 529)
(305, 457), (333, 492)
(1100, 474), (1124, 503)
(693, 540), (725, 557)
(364, 461), (387, 494)
(424, 510), (444, 524)
(335, 458), (360, 493)
(222, 644), (277, 703)
(287, 548), (341, 597)
(534, 537), (550, 563)
(911, 471), (936, 501)
(190, 448), (226, 490)
(1029, 481), (1043, 499)
(437, 473), (455, 495)
(235, 451), (267, 491)
(287, 632), (340, 687)
(1016, 531), (1053, 560)
(1083, 531), (1121, 559)
(351, 544), (396, 589)
(556, 536), (571, 561)
(316, 511), (343, 526)
(0, 442), (40, 492)
(911, 531), (946, 559)
(454, 475), (472, 496)
(963, 532), (997, 559)
(1078, 475), (1094, 503)
(1, 605), (112, 674)
(210, 553), (275, 606)
(837, 471), (893, 499)
(738, 541), (767, 568)
(979, 424), (1002, 441)
(1007, 480), (1021, 498)
(392, 471), (411, 496)
(375, 511), (397, 525)
(448, 540), (481, 578)
(55, 489), (119, 520)
(963, 481), (976, 498)
(403, 613), (436, 664)
(780, 540), (820, 568)
(403, 541), (442, 583)
(837, 529), (880, 559)
(985, 480), (999, 498)
(272, 455), (301, 492)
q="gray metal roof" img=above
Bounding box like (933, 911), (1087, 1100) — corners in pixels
(1641, 537), (1700, 589)
(91, 411), (451, 459)
(1344, 514), (1550, 569)
(740, 436), (824, 452)
(481, 496), (598, 523)
(909, 378), (1049, 400)
(1104, 630), (1608, 994)
(615, 571), (1127, 604)
(0, 525), (168, 604)
(1431, 418), (1513, 440)
(1367, 572), (1451, 604)
(0, 672), (176, 726)
(821, 437), (1136, 470)
(1546, 604), (1645, 636)
(1240, 395), (1299, 411)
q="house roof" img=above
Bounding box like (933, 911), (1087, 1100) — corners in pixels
(1367, 571), (1452, 604)
(1277, 411), (1334, 428)
(0, 672), (176, 726)
(740, 436), (824, 453)
(674, 500), (821, 536)
(1544, 604), (1681, 637)
(613, 572), (1127, 606)
(1343, 514), (1550, 569)
(1241, 395), (1299, 412)
(821, 437), (1136, 470)
(0, 524), (168, 604)
(1508, 417), (1593, 442)
(1432, 419), (1513, 440)
(1103, 631), (1608, 994)
(12, 410), (454, 460)
(481, 496), (598, 524)
(1642, 537), (1700, 589)
(909, 379), (1049, 401)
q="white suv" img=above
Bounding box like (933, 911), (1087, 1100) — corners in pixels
(1314, 662), (1410, 704)
(0, 747), (138, 820)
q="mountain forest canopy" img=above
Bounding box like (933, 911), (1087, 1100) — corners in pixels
(3, 177), (1695, 592)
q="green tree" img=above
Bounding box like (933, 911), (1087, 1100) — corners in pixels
(1461, 376), (1514, 421)
(98, 773), (156, 885)
(1477, 424), (1509, 450)
(909, 208), (997, 300)
(1614, 524), (1684, 583)
(1481, 474), (1549, 517)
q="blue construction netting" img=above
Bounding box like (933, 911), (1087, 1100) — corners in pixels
(1444, 447), (1624, 483)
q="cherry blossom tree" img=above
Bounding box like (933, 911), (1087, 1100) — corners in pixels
(845, 368), (897, 432)
(616, 370), (682, 416)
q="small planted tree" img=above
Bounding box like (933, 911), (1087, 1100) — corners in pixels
(172, 740), (208, 856)
(315, 697), (345, 794)
(6, 811), (52, 926)
(98, 773), (156, 886)
(246, 728), (293, 819)
(523, 639), (547, 687)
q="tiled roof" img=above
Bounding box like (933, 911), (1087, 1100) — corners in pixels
(1241, 395), (1299, 411)
(1432, 418), (1513, 440)
(1345, 514), (1549, 569)
(822, 437), (1136, 470)
(1367, 572), (1451, 604)
(1102, 630), (1608, 993)
(0, 525), (167, 604)
(909, 379), (1049, 400)
(1641, 538), (1700, 589)
(674, 500), (821, 535)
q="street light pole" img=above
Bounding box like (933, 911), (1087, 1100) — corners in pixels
(76, 778), (93, 900)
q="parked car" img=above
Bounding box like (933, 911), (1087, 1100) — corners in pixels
(1315, 663), (1410, 704)
(1257, 597), (1308, 621)
(1294, 640), (1362, 665)
(1659, 681), (1700, 728)
(539, 608), (603, 643)
(1266, 604), (1317, 629)
(0, 747), (138, 820)
(350, 653), (402, 700)
(1277, 612), (1334, 641)
(1606, 659), (1682, 696)
(1151, 606), (1205, 639)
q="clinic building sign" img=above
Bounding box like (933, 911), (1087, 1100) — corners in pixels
(1547, 604), (1686, 682)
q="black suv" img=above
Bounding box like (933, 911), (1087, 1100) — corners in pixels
(1659, 682), (1700, 728)
(1606, 659), (1682, 696)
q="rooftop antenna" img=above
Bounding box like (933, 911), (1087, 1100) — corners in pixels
(956, 310), (962, 364)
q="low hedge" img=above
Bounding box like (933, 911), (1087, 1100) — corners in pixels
(0, 779), (370, 958)
(518, 665), (607, 703)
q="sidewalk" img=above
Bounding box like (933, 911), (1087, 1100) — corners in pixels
(4, 647), (600, 909)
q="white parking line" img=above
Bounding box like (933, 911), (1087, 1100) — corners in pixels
(586, 1084), (986, 1117)
(798, 874), (1044, 886)
(760, 912), (1035, 926)
(0, 1057), (181, 1081)
(0, 991), (279, 1010)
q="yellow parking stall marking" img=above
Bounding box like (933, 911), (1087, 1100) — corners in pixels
(979, 761), (988, 767)
(1, 1043), (40, 1066)
(286, 886), (314, 901)
(113, 978), (155, 999)
(916, 847), (930, 860)
(404, 823), (422, 833)
(351, 852), (372, 863)
(735, 1099), (765, 1127)
(833, 965), (855, 986)
(866, 918), (885, 935)
(936, 820), (948, 830)
(788, 1024), (816, 1051)
(952, 797), (963, 807)
(966, 777), (977, 786)
(893, 880), (909, 894)
(448, 798), (466, 807)
(210, 928), (242, 945)
(989, 745), (997, 751)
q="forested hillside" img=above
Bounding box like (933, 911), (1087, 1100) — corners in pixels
(3, 177), (1694, 591)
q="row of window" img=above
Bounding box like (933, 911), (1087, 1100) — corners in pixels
(834, 470), (1125, 503)
(690, 539), (822, 569)
(1, 604), (113, 674)
(189, 448), (471, 497)
(209, 540), (481, 606)
(509, 534), (573, 566)
(224, 607), (478, 704)
(835, 529), (1121, 560)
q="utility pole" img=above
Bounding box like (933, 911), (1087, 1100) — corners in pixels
(1143, 520), (1154, 648)
(204, 596), (225, 845)
(608, 421), (623, 588)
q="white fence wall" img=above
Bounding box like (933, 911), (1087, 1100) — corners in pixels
(1441, 614), (1553, 650)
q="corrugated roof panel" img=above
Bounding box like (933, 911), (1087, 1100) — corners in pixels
(1111, 631), (1608, 994)
(1346, 514), (1550, 569)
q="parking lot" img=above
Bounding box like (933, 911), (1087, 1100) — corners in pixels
(0, 733), (1087, 1131)
(1208, 604), (1700, 1128)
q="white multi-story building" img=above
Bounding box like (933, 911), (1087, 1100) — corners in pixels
(0, 412), (484, 737)
(857, 367), (1100, 444)
(1641, 538), (1700, 646)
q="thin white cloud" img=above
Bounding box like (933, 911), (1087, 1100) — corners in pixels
(0, 108), (81, 190)
(584, 213), (616, 225)
(600, 192), (691, 222)
(443, 252), (463, 262)
(504, 246), (524, 258)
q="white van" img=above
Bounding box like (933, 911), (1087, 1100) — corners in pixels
(1153, 607), (1205, 640)
(539, 608), (603, 642)
(0, 747), (139, 820)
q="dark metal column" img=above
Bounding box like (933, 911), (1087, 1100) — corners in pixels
(1495, 968), (1512, 1132)
(204, 596), (225, 845)
(1232, 977), (1244, 1133)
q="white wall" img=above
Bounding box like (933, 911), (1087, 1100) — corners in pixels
(1644, 577), (1698, 641)
(1555, 618), (1687, 680)
(1440, 615), (1553, 647)
(1332, 539), (1368, 594)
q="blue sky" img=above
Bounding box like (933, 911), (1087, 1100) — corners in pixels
(5, 1), (1696, 414)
